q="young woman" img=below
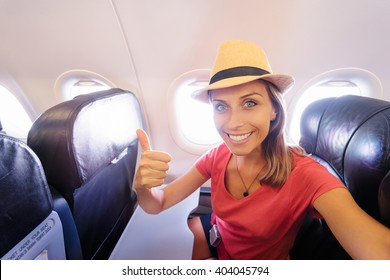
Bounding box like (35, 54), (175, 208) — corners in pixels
(134, 40), (390, 259)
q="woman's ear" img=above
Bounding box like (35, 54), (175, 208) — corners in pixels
(271, 107), (277, 121)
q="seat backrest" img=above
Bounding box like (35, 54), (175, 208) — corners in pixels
(378, 171), (390, 228)
(0, 133), (65, 260)
(27, 88), (144, 259)
(290, 95), (390, 259)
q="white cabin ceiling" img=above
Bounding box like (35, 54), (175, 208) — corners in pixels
(0, 0), (389, 113)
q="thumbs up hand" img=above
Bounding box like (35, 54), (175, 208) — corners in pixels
(134, 129), (172, 190)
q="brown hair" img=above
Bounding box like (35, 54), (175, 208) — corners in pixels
(260, 82), (305, 187)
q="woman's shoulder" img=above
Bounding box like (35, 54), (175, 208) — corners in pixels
(290, 150), (331, 177)
(195, 142), (230, 177)
(196, 142), (229, 165)
(290, 148), (317, 166)
(290, 150), (342, 183)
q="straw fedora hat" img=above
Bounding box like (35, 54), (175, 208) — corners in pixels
(192, 40), (294, 103)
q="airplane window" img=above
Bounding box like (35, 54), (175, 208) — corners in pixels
(0, 85), (32, 139)
(69, 79), (110, 99)
(176, 82), (221, 144)
(55, 70), (114, 101)
(168, 70), (222, 154)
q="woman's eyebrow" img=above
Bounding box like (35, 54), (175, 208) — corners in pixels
(211, 92), (264, 102)
(210, 97), (226, 103)
(240, 92), (264, 99)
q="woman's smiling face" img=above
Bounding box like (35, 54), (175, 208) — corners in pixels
(210, 80), (276, 157)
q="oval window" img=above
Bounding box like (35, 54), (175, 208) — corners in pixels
(287, 68), (382, 144)
(168, 70), (221, 155)
(0, 85), (32, 139)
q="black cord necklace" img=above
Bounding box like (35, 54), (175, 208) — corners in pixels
(235, 156), (263, 197)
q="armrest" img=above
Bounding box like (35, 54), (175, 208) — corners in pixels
(189, 186), (212, 218)
(50, 187), (83, 259)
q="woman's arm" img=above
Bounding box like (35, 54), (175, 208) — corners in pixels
(314, 187), (390, 259)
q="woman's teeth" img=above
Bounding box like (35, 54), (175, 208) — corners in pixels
(228, 132), (252, 141)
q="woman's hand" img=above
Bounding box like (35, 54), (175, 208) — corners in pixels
(134, 129), (172, 191)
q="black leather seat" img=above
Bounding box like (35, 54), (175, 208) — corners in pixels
(27, 88), (144, 259)
(290, 95), (390, 259)
(0, 131), (65, 259)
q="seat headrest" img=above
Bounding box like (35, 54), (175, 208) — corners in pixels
(300, 95), (390, 218)
(27, 89), (144, 194)
(0, 134), (52, 256)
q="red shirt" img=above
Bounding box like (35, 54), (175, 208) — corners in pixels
(195, 143), (345, 259)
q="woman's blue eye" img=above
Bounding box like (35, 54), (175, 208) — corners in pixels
(214, 103), (226, 112)
(244, 100), (257, 108)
